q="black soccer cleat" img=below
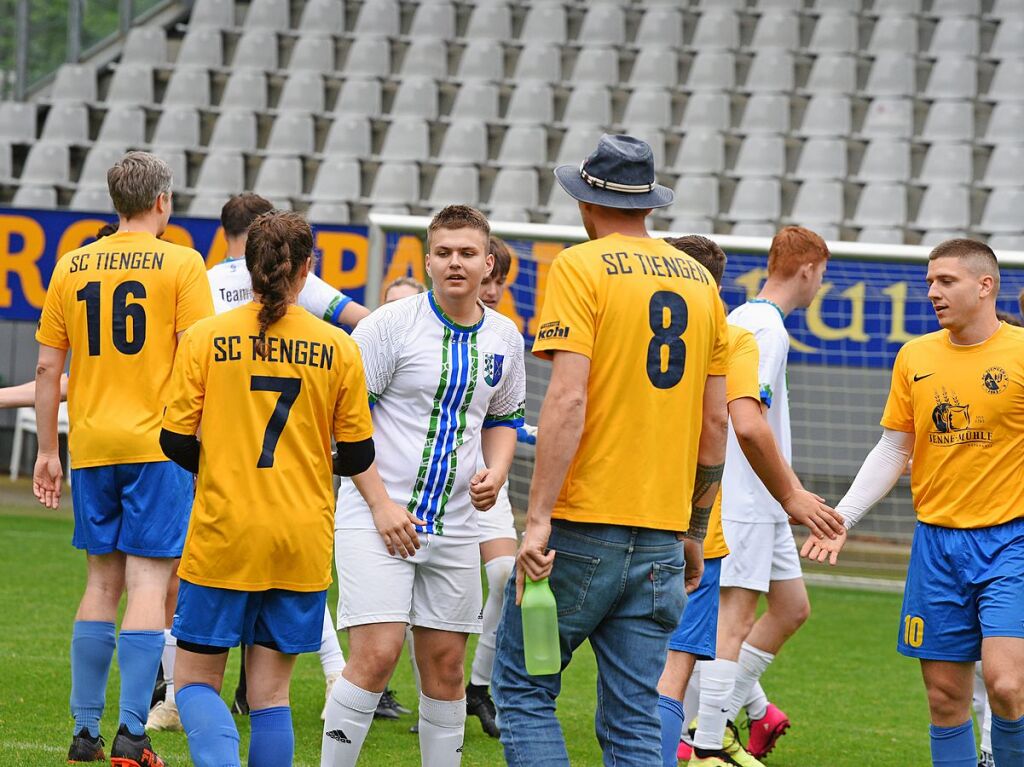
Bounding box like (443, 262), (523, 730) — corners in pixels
(231, 684), (250, 716)
(67, 728), (105, 763)
(109, 724), (165, 767)
(381, 687), (412, 715)
(465, 683), (500, 739)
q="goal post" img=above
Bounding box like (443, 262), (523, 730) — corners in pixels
(368, 213), (1024, 582)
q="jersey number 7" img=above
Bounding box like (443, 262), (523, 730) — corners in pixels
(250, 375), (302, 468)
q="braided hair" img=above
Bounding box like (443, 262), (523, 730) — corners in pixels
(245, 211), (314, 358)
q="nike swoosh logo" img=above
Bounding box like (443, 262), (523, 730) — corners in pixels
(913, 373), (935, 382)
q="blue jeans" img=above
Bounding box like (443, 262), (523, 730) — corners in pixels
(492, 519), (687, 767)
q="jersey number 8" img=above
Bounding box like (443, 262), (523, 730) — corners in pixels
(646, 291), (687, 389)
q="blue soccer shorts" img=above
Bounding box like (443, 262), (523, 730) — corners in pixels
(70, 460), (194, 558)
(898, 518), (1024, 662)
(668, 556), (723, 660)
(173, 579), (327, 655)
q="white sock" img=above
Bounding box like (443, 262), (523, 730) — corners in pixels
(320, 675), (381, 767)
(726, 642), (774, 722)
(470, 555), (514, 687)
(744, 681), (769, 721)
(319, 606), (346, 677)
(406, 626), (422, 695)
(692, 658), (737, 751)
(974, 662), (993, 754)
(162, 629), (177, 704)
(681, 663), (702, 741)
(418, 693), (466, 767)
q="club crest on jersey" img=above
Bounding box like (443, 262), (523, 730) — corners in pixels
(982, 367), (1008, 395)
(928, 388), (992, 446)
(483, 353), (504, 386)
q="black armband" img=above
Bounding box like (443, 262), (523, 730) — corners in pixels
(333, 437), (375, 477)
(160, 428), (200, 474)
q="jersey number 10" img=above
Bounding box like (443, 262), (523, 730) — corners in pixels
(647, 291), (687, 389)
(76, 280), (147, 356)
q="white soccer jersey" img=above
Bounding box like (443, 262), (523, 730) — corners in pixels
(722, 300), (792, 524)
(336, 291), (527, 538)
(207, 258), (353, 324)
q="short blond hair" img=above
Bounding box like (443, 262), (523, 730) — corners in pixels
(107, 151), (172, 218)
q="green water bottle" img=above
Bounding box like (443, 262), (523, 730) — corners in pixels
(522, 577), (560, 675)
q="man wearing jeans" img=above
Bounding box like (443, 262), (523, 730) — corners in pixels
(491, 134), (729, 766)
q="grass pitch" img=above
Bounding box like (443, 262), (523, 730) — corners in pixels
(0, 501), (933, 766)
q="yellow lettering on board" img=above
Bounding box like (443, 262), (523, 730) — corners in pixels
(160, 224), (195, 249)
(56, 219), (107, 260)
(383, 236), (428, 299)
(319, 232), (368, 291)
(204, 228), (230, 267)
(882, 282), (919, 344)
(0, 215), (47, 308)
(805, 282), (869, 342)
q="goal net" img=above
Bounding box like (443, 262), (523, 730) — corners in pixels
(368, 214), (1024, 583)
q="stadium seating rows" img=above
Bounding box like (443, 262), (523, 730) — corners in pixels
(1, 0), (1023, 247)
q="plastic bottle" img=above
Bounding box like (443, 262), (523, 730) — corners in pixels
(522, 577), (560, 675)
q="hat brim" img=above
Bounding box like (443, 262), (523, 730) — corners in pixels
(554, 164), (674, 210)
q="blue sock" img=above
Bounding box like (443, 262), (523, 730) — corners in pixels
(992, 713), (1024, 766)
(929, 720), (976, 767)
(657, 695), (685, 767)
(178, 683), (241, 767)
(116, 629), (164, 735)
(70, 620), (116, 738)
(248, 707), (293, 767)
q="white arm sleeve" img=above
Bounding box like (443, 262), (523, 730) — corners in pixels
(836, 428), (915, 530)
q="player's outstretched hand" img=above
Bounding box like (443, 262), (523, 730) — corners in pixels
(515, 519), (556, 605)
(470, 467), (506, 511)
(682, 537), (704, 594)
(800, 528), (847, 566)
(370, 499), (422, 558)
(33, 452), (63, 509)
(783, 488), (845, 540)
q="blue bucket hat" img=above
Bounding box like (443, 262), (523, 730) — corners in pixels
(554, 134), (674, 210)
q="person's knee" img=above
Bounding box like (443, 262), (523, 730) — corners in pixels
(420, 644), (466, 697)
(777, 597), (810, 634)
(985, 670), (1024, 719)
(925, 676), (972, 723)
(348, 639), (402, 689)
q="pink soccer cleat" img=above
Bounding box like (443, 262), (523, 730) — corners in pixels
(746, 703), (790, 758)
(676, 739), (693, 761)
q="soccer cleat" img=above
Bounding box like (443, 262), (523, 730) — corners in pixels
(149, 664), (166, 710)
(321, 671), (341, 721)
(688, 756), (742, 767)
(67, 728), (105, 763)
(465, 683), (500, 738)
(231, 685), (249, 716)
(677, 739), (693, 761)
(979, 750), (995, 767)
(721, 721), (766, 767)
(381, 687), (412, 715)
(374, 688), (399, 720)
(145, 699), (183, 732)
(745, 703), (790, 758)
(109, 724), (165, 767)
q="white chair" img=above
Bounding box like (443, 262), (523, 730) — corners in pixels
(10, 402), (70, 481)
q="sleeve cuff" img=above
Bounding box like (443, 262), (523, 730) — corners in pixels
(531, 339), (593, 360)
(328, 294), (353, 326)
(483, 410), (526, 429)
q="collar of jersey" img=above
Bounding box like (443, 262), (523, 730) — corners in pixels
(428, 290), (485, 333)
(748, 298), (786, 321)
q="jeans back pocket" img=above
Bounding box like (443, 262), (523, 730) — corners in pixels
(549, 549), (601, 617)
(651, 562), (687, 630)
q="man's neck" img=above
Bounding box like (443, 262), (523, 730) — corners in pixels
(224, 239), (245, 261)
(591, 217), (650, 240)
(755, 280), (800, 317)
(948, 313), (1002, 346)
(115, 215), (160, 237)
(434, 290), (482, 327)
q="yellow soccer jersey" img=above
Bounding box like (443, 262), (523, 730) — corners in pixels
(35, 230), (213, 468)
(706, 325), (761, 559)
(881, 323), (1024, 529)
(533, 234), (729, 533)
(163, 303), (373, 591)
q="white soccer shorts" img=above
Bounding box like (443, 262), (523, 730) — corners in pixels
(720, 519), (803, 593)
(478, 482), (518, 544)
(335, 528), (483, 634)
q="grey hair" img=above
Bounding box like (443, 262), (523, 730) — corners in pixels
(107, 151), (172, 218)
